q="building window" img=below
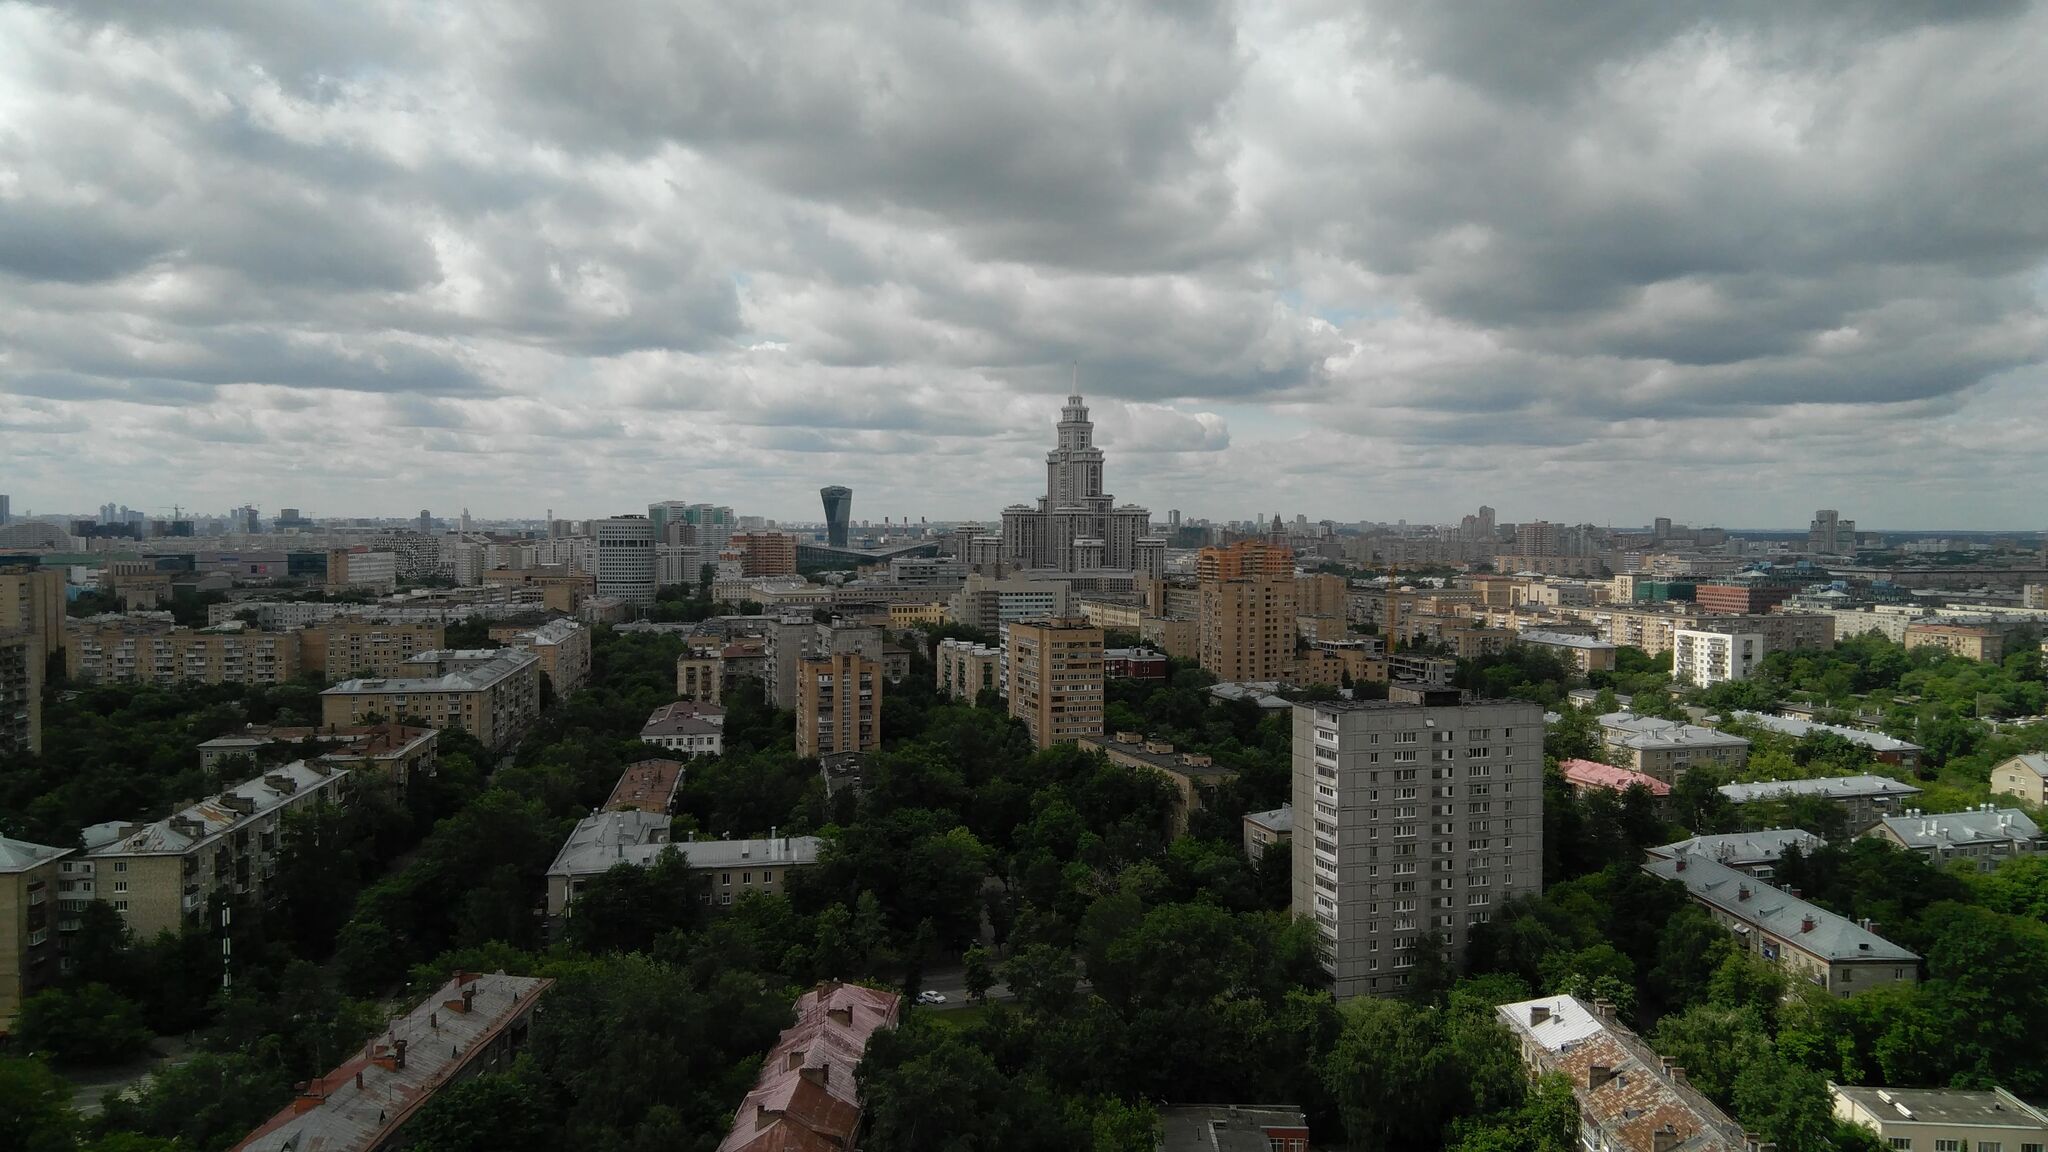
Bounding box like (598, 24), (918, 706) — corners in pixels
(1934, 1141), (1960, 1152)
(113, 881), (127, 893)
(114, 861), (128, 872)
(1886, 1141), (1911, 1151)
(114, 900), (129, 911)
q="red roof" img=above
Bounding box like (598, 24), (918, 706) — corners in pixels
(716, 983), (902, 1152)
(1559, 758), (1671, 797)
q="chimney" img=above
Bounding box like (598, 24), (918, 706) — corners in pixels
(464, 984), (476, 1012)
(1675, 857), (1686, 872)
(1738, 884), (1751, 901)
(1592, 997), (1613, 1018)
(1588, 1064), (1617, 1090)
(430, 1011), (438, 1029)
(787, 1048), (807, 1071)
(1801, 916), (1815, 933)
(393, 1038), (408, 1069)
(1529, 1005), (1551, 1026)
(1787, 887), (1801, 899)
(1671, 1067), (1688, 1086)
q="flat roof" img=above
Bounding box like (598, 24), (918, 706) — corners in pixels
(548, 811), (821, 880)
(1831, 1084), (2048, 1130)
(1078, 735), (1239, 783)
(605, 759), (686, 814)
(1730, 711), (1923, 754)
(1519, 630), (1617, 650)
(1243, 804), (1293, 833)
(325, 647), (537, 694)
(1720, 775), (1922, 804)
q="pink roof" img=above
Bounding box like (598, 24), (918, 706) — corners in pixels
(1559, 758), (1671, 797)
(715, 982), (902, 1152)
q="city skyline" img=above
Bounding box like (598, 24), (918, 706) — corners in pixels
(5, 4), (2048, 527)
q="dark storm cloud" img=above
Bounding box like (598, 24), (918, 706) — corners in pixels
(3, 1), (2047, 524)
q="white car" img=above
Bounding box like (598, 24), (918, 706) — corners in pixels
(916, 990), (947, 1005)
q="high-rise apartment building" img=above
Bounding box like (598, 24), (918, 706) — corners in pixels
(1672, 629), (1763, 687)
(0, 494), (10, 525)
(821, 486), (852, 548)
(0, 632), (40, 754)
(1005, 618), (1105, 749)
(729, 531), (799, 577)
(1, 835), (69, 1032)
(1198, 541), (1297, 682)
(0, 568), (65, 661)
(1808, 508), (1856, 555)
(1513, 520), (1560, 557)
(1293, 687), (1545, 998)
(999, 394), (1161, 572)
(796, 651), (881, 758)
(592, 515), (657, 605)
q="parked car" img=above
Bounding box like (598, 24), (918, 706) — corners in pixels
(916, 990), (947, 1005)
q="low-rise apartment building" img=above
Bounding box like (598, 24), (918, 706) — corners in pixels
(481, 565), (594, 613)
(1644, 850), (1919, 996)
(302, 618), (444, 678)
(1730, 712), (1922, 771)
(1597, 712), (1750, 784)
(1558, 759), (1671, 802)
(640, 701), (724, 757)
(1864, 806), (2043, 871)
(1007, 617), (1105, 749)
(1080, 732), (1239, 837)
(1991, 752), (2048, 806)
(676, 645), (724, 703)
(545, 810), (821, 916)
(1159, 1105), (1310, 1152)
(1517, 629), (1618, 673)
(67, 617), (302, 685)
(1, 836), (70, 1032)
(492, 617), (591, 696)
(936, 638), (1002, 702)
(1243, 804), (1292, 862)
(888, 601), (949, 629)
(1904, 620), (2008, 663)
(1830, 1084), (2048, 1152)
(1140, 614), (1197, 660)
(229, 971), (553, 1152)
(321, 648), (540, 751)
(603, 757), (686, 815)
(714, 982), (901, 1152)
(1719, 774), (1922, 830)
(1647, 829), (1826, 879)
(1497, 995), (1748, 1152)
(82, 760), (349, 940)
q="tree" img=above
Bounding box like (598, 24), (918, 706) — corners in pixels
(1004, 943), (1080, 1018)
(962, 945), (995, 1004)
(406, 1065), (555, 1152)
(15, 983), (152, 1066)
(0, 1055), (79, 1152)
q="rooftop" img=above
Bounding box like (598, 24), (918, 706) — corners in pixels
(1559, 759), (1672, 797)
(548, 811), (821, 881)
(229, 971), (554, 1152)
(1831, 1084), (2048, 1131)
(604, 758), (686, 814)
(514, 618), (583, 644)
(84, 761), (347, 857)
(1079, 733), (1238, 783)
(641, 701), (726, 738)
(1872, 806), (2041, 849)
(1649, 829), (1826, 866)
(1497, 995), (1747, 1152)
(2001, 752), (2048, 780)
(1158, 1104), (1309, 1152)
(0, 835), (72, 873)
(1719, 774), (1922, 804)
(1643, 851), (1919, 964)
(1244, 804), (1293, 834)
(324, 647), (537, 694)
(714, 982), (902, 1152)
(1730, 711), (1923, 754)
(1519, 630), (1618, 650)
(1598, 712), (1750, 751)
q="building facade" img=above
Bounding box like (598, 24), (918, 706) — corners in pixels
(304, 619), (445, 678)
(1005, 617), (1104, 749)
(1597, 713), (1751, 784)
(1991, 752), (2048, 806)
(796, 651), (881, 758)
(820, 486), (852, 549)
(1864, 807), (2042, 871)
(592, 515), (658, 606)
(1, 836), (70, 1032)
(1719, 774), (1922, 830)
(1904, 621), (2007, 663)
(728, 532), (798, 577)
(492, 618), (591, 696)
(1831, 1084), (2048, 1152)
(1293, 688), (1545, 998)
(936, 638), (1002, 702)
(998, 394), (1158, 573)
(0, 631), (41, 755)
(1198, 541), (1298, 683)
(321, 648), (540, 750)
(0, 568), (65, 661)
(66, 618), (302, 686)
(1671, 629), (1763, 687)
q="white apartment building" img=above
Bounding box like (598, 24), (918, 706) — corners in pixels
(1672, 629), (1764, 687)
(1293, 686), (1545, 999)
(592, 515), (657, 606)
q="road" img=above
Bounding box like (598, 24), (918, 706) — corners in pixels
(916, 963), (1011, 1009)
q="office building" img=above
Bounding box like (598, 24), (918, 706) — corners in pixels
(301, 619), (445, 678)
(714, 982), (901, 1152)
(491, 618), (591, 696)
(1719, 775), (1922, 830)
(83, 761), (348, 941)
(1497, 995), (1748, 1152)
(1644, 850), (1918, 996)
(322, 648), (541, 751)
(1198, 540), (1297, 683)
(1831, 1084), (2048, 1152)
(948, 573), (1072, 632)
(1005, 617), (1104, 749)
(1672, 629), (1764, 687)
(821, 486), (852, 548)
(1865, 806), (2042, 870)
(728, 531), (799, 577)
(326, 549), (398, 594)
(0, 631), (41, 754)
(592, 515), (658, 606)
(546, 811), (820, 916)
(66, 618), (303, 686)
(796, 651), (881, 758)
(229, 972), (553, 1152)
(999, 394), (1157, 572)
(1808, 508), (1856, 555)
(1646, 829), (1825, 879)
(1, 836), (70, 1032)
(936, 638), (1002, 702)
(1292, 687), (1546, 998)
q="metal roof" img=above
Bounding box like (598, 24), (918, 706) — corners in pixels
(1871, 806), (2041, 850)
(1643, 851), (1919, 964)
(1730, 711), (1922, 754)
(1719, 774), (1922, 804)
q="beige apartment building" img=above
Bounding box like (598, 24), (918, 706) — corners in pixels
(1991, 752), (2048, 806)
(1006, 618), (1104, 749)
(82, 760), (349, 941)
(796, 651), (881, 758)
(1597, 713), (1750, 784)
(1079, 732), (1239, 836)
(1140, 614), (1197, 659)
(1904, 621), (2007, 663)
(302, 618), (445, 678)
(1, 630), (41, 754)
(936, 638), (1002, 702)
(1295, 572), (1349, 618)
(321, 648), (541, 751)
(888, 601), (949, 629)
(0, 568), (65, 661)
(482, 566), (594, 614)
(1198, 542), (1298, 682)
(491, 618), (591, 696)
(1832, 1084), (2048, 1152)
(676, 645), (723, 703)
(66, 618), (302, 685)
(1, 836), (70, 1032)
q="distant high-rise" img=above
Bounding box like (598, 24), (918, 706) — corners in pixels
(0, 494), (9, 525)
(1197, 541), (1297, 682)
(592, 515), (657, 606)
(999, 393), (1157, 572)
(418, 509), (433, 535)
(1808, 509), (1855, 556)
(821, 486), (852, 548)
(460, 507), (473, 533)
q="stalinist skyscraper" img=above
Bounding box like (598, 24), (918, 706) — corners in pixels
(1000, 394), (1163, 575)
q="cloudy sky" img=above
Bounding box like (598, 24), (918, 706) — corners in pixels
(4, 2), (2046, 529)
